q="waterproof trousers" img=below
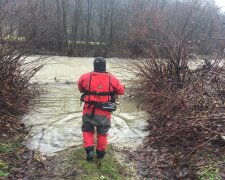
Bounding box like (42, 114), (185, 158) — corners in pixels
(82, 113), (111, 151)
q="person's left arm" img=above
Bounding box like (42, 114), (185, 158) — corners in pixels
(111, 75), (125, 95)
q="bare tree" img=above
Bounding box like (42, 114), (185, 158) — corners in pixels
(9, 0), (225, 57)
(68, 0), (83, 56)
(62, 0), (68, 51)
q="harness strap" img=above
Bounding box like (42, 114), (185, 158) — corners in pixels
(86, 102), (100, 118)
(88, 72), (92, 102)
(91, 105), (96, 118)
(108, 75), (111, 101)
(84, 91), (114, 96)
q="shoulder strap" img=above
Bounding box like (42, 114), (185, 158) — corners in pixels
(85, 72), (114, 102)
(88, 72), (92, 102)
(108, 74), (111, 101)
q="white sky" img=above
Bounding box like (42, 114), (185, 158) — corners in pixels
(215, 0), (225, 12)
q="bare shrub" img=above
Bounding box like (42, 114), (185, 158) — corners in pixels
(0, 1), (44, 138)
(127, 0), (225, 178)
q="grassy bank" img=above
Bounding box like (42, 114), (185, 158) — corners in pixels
(196, 151), (225, 180)
(0, 138), (24, 177)
(36, 145), (135, 179)
(70, 146), (130, 180)
(0, 143), (136, 179)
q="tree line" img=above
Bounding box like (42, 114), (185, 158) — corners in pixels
(0, 0), (225, 57)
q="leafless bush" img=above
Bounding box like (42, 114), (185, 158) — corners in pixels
(129, 54), (225, 178)
(128, 0), (225, 178)
(0, 1), (44, 138)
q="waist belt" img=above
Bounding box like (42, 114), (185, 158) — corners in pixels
(80, 91), (116, 103)
(85, 101), (117, 118)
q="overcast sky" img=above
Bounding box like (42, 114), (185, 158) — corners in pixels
(215, 0), (225, 12)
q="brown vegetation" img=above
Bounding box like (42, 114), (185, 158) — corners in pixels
(0, 1), (43, 139)
(127, 0), (225, 178)
(0, 2), (45, 178)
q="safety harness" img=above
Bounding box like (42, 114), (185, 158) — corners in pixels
(80, 72), (117, 117)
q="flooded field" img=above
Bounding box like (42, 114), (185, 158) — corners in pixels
(23, 56), (148, 155)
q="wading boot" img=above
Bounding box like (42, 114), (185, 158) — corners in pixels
(85, 146), (94, 161)
(96, 150), (105, 159)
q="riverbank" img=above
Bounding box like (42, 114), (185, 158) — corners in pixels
(0, 132), (42, 178)
(0, 117), (45, 178)
(0, 138), (140, 179)
(0, 49), (43, 178)
(26, 145), (138, 179)
(2, 130), (224, 179)
(129, 56), (225, 179)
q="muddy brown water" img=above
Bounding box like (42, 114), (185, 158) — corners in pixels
(23, 56), (148, 155)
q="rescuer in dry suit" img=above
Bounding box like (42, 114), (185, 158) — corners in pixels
(78, 57), (125, 161)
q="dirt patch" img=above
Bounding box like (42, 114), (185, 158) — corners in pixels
(118, 144), (225, 179)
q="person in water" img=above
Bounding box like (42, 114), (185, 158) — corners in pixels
(78, 57), (125, 161)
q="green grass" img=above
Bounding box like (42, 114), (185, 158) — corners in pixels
(0, 140), (23, 177)
(68, 40), (107, 45)
(199, 164), (221, 180)
(0, 160), (9, 177)
(2, 35), (25, 41)
(70, 146), (129, 180)
(189, 150), (225, 180)
(194, 151), (224, 180)
(0, 143), (13, 154)
(0, 140), (22, 154)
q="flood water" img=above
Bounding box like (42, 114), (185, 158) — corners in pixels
(23, 56), (148, 155)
